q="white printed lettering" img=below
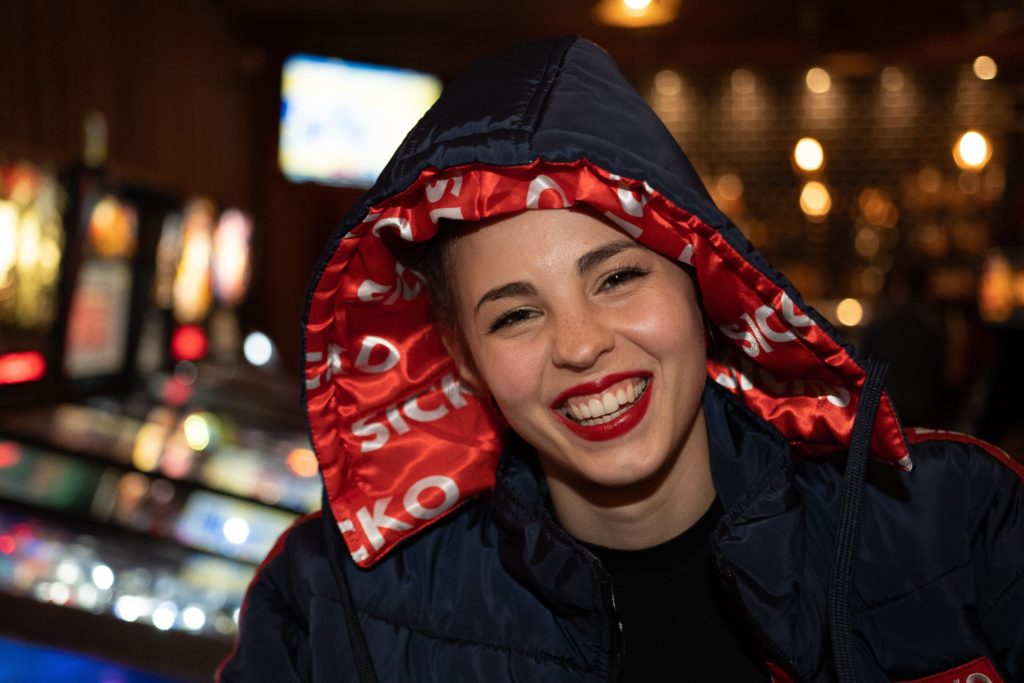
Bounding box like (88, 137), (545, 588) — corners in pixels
(350, 374), (474, 452)
(425, 175), (463, 203)
(755, 304), (796, 343)
(385, 406), (411, 434)
(357, 279), (391, 302)
(741, 312), (774, 353)
(356, 498), (412, 550)
(714, 366), (754, 391)
(353, 417), (389, 453)
(442, 372), (471, 408)
(723, 304), (799, 357)
(780, 292), (814, 328)
(611, 175), (648, 217)
(720, 323), (760, 357)
(678, 244), (694, 265)
(305, 351), (323, 389)
(717, 358), (852, 407)
(602, 210), (643, 238)
(425, 180), (447, 203)
(372, 216), (414, 241)
(403, 475), (459, 520)
(824, 385), (851, 408)
(429, 207), (464, 224)
(355, 336), (400, 374)
(526, 175), (569, 209)
(357, 263), (425, 306)
(305, 344), (345, 389)
(403, 394), (449, 422)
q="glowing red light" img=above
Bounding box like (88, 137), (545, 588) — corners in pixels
(171, 325), (208, 361)
(0, 441), (20, 469)
(0, 351), (46, 384)
(162, 376), (194, 406)
(0, 535), (15, 555)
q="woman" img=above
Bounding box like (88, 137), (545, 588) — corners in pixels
(219, 37), (1024, 682)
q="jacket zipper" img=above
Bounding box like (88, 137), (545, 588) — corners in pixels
(594, 562), (625, 683)
(718, 564), (806, 683)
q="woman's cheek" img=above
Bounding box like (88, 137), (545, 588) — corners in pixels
(481, 339), (543, 405)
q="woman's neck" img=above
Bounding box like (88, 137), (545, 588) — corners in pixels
(543, 408), (716, 550)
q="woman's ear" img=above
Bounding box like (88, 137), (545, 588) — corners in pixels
(440, 328), (487, 395)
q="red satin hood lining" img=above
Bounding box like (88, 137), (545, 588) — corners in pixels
(304, 159), (909, 567)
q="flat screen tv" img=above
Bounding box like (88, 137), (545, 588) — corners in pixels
(278, 54), (442, 188)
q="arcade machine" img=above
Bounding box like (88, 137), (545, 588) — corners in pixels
(0, 159), (319, 681)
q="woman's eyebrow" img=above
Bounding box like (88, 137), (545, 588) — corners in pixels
(475, 281), (537, 314)
(473, 239), (640, 314)
(576, 239), (641, 275)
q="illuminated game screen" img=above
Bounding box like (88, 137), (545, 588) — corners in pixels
(278, 54), (442, 188)
(0, 162), (67, 390)
(64, 193), (139, 379)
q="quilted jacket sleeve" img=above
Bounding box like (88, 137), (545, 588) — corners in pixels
(216, 516), (319, 683)
(969, 444), (1024, 681)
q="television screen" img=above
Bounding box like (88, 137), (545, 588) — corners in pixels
(278, 54), (442, 188)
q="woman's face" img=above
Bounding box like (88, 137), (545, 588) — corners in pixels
(448, 207), (707, 493)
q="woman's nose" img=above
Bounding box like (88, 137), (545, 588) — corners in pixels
(550, 308), (614, 369)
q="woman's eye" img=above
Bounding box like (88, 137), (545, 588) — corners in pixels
(488, 308), (537, 333)
(600, 267), (649, 291)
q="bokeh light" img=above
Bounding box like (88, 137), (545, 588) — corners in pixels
(973, 55), (997, 81)
(953, 130), (991, 171)
(805, 67), (831, 94)
(243, 331), (274, 366)
(183, 413), (212, 451)
(799, 181), (832, 219)
(287, 447), (320, 478)
(881, 66), (905, 92)
(794, 137), (824, 172)
(223, 517), (250, 545)
(836, 298), (864, 326)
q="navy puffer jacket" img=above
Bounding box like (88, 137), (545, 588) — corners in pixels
(219, 37), (1024, 682)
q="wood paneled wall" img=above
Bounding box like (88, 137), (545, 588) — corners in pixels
(1, 0), (256, 205)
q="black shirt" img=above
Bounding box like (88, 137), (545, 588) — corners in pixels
(584, 500), (770, 682)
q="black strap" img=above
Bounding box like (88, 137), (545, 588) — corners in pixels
(321, 489), (380, 683)
(828, 356), (889, 683)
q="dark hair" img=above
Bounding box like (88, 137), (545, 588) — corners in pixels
(405, 219), (462, 332)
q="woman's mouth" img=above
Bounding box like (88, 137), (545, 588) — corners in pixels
(552, 374), (653, 441)
(559, 378), (649, 425)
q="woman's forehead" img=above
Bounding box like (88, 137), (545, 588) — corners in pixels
(451, 206), (641, 262)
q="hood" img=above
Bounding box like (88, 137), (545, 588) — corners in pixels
(302, 36), (909, 567)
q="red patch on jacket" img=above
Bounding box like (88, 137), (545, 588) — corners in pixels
(896, 656), (1003, 683)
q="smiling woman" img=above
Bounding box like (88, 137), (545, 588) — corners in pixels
(219, 36), (1024, 683)
(440, 208), (713, 550)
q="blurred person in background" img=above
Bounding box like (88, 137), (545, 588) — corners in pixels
(219, 37), (1024, 682)
(860, 261), (950, 428)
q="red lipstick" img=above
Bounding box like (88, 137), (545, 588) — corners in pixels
(551, 373), (653, 442)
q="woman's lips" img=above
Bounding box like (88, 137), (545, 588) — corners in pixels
(551, 373), (653, 442)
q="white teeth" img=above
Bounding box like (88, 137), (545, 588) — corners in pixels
(562, 379), (649, 425)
